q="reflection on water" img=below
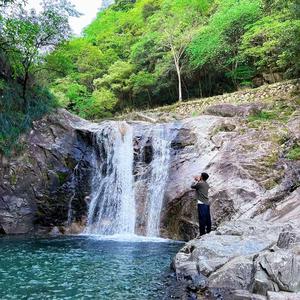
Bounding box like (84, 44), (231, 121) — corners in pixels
(0, 236), (182, 300)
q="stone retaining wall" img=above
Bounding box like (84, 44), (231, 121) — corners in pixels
(154, 79), (299, 117)
(116, 79), (300, 121)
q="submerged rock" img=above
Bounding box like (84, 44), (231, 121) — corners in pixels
(49, 226), (62, 236)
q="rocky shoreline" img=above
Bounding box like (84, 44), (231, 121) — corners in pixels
(169, 219), (300, 300)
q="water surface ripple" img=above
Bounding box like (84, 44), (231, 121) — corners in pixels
(0, 236), (182, 300)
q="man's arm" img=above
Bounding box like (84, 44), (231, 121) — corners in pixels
(192, 180), (206, 189)
(191, 182), (197, 189)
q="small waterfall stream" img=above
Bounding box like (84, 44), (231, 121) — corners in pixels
(85, 122), (136, 235)
(146, 125), (173, 237)
(83, 121), (176, 237)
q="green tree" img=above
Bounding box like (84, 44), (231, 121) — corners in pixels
(188, 0), (261, 88)
(0, 0), (78, 109)
(94, 60), (135, 107)
(150, 0), (208, 101)
(240, 1), (300, 80)
(130, 71), (156, 105)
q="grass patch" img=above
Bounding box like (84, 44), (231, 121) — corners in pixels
(248, 110), (278, 122)
(287, 143), (300, 160)
(248, 99), (296, 125)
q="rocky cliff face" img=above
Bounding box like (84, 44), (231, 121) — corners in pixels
(0, 87), (299, 241)
(159, 99), (300, 241)
(0, 110), (94, 234)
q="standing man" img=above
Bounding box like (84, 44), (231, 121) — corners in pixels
(191, 173), (211, 236)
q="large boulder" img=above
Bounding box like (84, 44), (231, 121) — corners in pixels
(208, 255), (255, 290)
(204, 103), (265, 117)
(253, 246), (300, 295)
(173, 220), (300, 299)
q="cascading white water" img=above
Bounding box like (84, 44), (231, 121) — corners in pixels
(145, 125), (173, 237)
(83, 120), (177, 237)
(84, 122), (136, 235)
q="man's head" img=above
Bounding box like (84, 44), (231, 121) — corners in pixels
(201, 172), (209, 181)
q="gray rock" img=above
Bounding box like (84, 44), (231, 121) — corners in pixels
(205, 103), (264, 117)
(0, 196), (34, 234)
(174, 220), (300, 298)
(267, 291), (300, 300)
(187, 274), (208, 291)
(263, 189), (300, 228)
(277, 231), (300, 249)
(174, 220), (282, 278)
(253, 246), (300, 294)
(0, 109), (94, 234)
(287, 112), (300, 139)
(208, 255), (255, 290)
(49, 226), (62, 236)
(232, 290), (267, 300)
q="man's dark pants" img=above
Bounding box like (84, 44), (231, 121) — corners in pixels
(197, 203), (212, 236)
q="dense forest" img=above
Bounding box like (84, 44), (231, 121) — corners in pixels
(0, 0), (299, 154)
(45, 0), (300, 118)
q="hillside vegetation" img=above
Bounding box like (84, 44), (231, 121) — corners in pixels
(45, 0), (300, 118)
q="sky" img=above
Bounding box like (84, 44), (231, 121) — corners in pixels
(27, 0), (105, 35)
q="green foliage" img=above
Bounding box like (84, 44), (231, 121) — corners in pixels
(0, 0), (75, 155)
(42, 0), (300, 119)
(188, 0), (261, 85)
(248, 110), (278, 122)
(240, 16), (300, 79)
(287, 143), (300, 160)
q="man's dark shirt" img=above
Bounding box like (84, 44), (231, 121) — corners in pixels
(191, 181), (209, 205)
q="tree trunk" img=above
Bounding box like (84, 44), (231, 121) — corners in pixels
(175, 63), (182, 102)
(146, 89), (151, 107)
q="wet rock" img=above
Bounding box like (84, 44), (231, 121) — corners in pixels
(64, 221), (86, 234)
(49, 226), (62, 236)
(0, 196), (34, 234)
(0, 109), (94, 234)
(188, 274), (209, 291)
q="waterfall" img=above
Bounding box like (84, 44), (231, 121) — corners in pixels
(83, 121), (176, 237)
(84, 122), (136, 235)
(145, 125), (173, 237)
